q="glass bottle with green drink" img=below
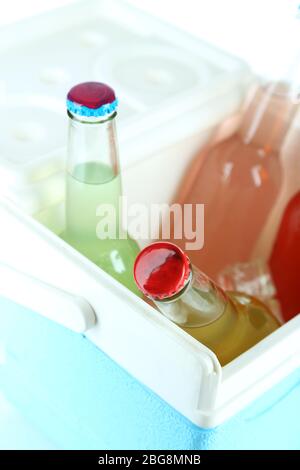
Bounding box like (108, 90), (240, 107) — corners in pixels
(63, 81), (140, 295)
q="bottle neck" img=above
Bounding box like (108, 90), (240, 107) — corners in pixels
(67, 111), (120, 184)
(239, 81), (298, 153)
(153, 266), (229, 327)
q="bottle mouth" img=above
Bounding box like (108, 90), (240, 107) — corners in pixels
(67, 109), (117, 124)
(134, 242), (191, 300)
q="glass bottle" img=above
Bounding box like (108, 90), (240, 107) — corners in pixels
(269, 191), (300, 321)
(62, 81), (140, 295)
(172, 76), (299, 281)
(217, 259), (283, 322)
(134, 242), (280, 366)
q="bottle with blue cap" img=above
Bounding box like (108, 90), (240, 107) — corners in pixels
(63, 81), (141, 295)
(134, 242), (280, 365)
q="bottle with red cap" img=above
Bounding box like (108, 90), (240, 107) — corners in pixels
(172, 42), (300, 282)
(62, 81), (140, 295)
(269, 191), (300, 321)
(134, 242), (280, 365)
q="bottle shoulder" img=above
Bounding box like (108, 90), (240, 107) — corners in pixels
(207, 134), (280, 165)
(284, 190), (300, 219)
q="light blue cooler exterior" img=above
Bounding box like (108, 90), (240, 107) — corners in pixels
(0, 296), (300, 450)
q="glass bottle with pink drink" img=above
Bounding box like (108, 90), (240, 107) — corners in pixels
(173, 73), (299, 281)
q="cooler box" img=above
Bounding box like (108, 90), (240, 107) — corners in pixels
(0, 0), (300, 450)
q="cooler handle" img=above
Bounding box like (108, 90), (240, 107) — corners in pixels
(0, 262), (96, 333)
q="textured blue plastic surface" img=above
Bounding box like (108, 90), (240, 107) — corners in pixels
(0, 295), (300, 450)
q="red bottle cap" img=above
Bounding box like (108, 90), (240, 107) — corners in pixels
(67, 82), (117, 118)
(134, 242), (191, 300)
